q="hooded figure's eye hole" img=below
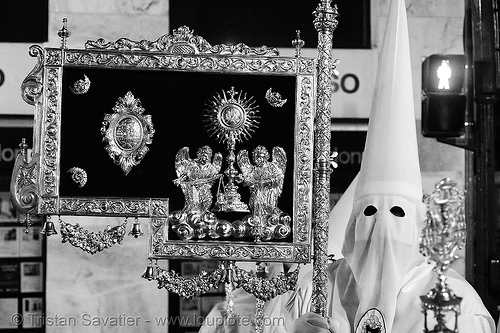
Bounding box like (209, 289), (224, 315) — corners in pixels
(363, 205), (378, 216)
(390, 206), (405, 217)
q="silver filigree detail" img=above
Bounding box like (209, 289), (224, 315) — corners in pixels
(311, 0), (338, 317)
(151, 260), (298, 333)
(85, 26), (279, 56)
(255, 299), (266, 333)
(21, 45), (44, 105)
(69, 75), (90, 95)
(225, 279), (235, 319)
(59, 219), (127, 255)
(233, 264), (300, 301)
(146, 77), (314, 261)
(356, 308), (386, 333)
(63, 50), (307, 74)
(67, 167), (87, 187)
(206, 87), (259, 213)
(24, 20), (315, 265)
(46, 49), (63, 66)
(420, 178), (466, 272)
(205, 87), (260, 144)
(420, 178), (465, 332)
(58, 197), (168, 217)
(40, 68), (60, 197)
(154, 242), (295, 261)
(265, 88), (287, 108)
(296, 77), (314, 244)
(40, 198), (58, 215)
(156, 264), (226, 299)
(101, 91), (155, 176)
(10, 139), (39, 215)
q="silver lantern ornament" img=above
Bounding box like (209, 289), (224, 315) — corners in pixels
(420, 178), (466, 333)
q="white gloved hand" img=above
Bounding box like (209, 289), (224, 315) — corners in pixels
(292, 312), (339, 333)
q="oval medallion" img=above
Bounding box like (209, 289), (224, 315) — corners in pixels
(101, 91), (155, 176)
(356, 308), (386, 333)
(115, 116), (143, 151)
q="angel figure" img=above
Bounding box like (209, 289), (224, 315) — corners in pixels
(169, 146), (223, 240)
(174, 146), (223, 213)
(237, 145), (290, 240)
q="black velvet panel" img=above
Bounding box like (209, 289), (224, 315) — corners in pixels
(169, 0), (371, 49)
(59, 67), (297, 219)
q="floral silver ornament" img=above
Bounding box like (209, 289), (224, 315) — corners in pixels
(59, 218), (127, 255)
(155, 264), (226, 300)
(70, 75), (91, 95)
(265, 88), (287, 107)
(67, 167), (87, 187)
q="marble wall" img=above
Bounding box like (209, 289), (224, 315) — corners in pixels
(46, 217), (169, 332)
(41, 0), (468, 332)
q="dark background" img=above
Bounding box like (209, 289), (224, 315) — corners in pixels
(170, 0), (371, 49)
(0, 1), (49, 42)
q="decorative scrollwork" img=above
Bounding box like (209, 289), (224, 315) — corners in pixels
(232, 264), (300, 301)
(148, 217), (167, 255)
(85, 26), (279, 57)
(40, 198), (57, 214)
(10, 140), (39, 214)
(63, 50), (305, 74)
(21, 45), (45, 106)
(156, 265), (226, 300)
(296, 77), (314, 244)
(46, 49), (63, 66)
(39, 68), (60, 197)
(58, 197), (167, 217)
(156, 243), (294, 261)
(59, 219), (127, 255)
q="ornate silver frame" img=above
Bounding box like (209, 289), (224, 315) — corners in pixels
(14, 25), (317, 264)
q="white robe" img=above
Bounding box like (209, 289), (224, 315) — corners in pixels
(283, 260), (496, 333)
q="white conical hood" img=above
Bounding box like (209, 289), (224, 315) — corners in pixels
(354, 0), (421, 202)
(340, 0), (425, 331)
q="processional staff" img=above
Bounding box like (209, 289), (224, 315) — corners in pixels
(311, 0), (339, 316)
